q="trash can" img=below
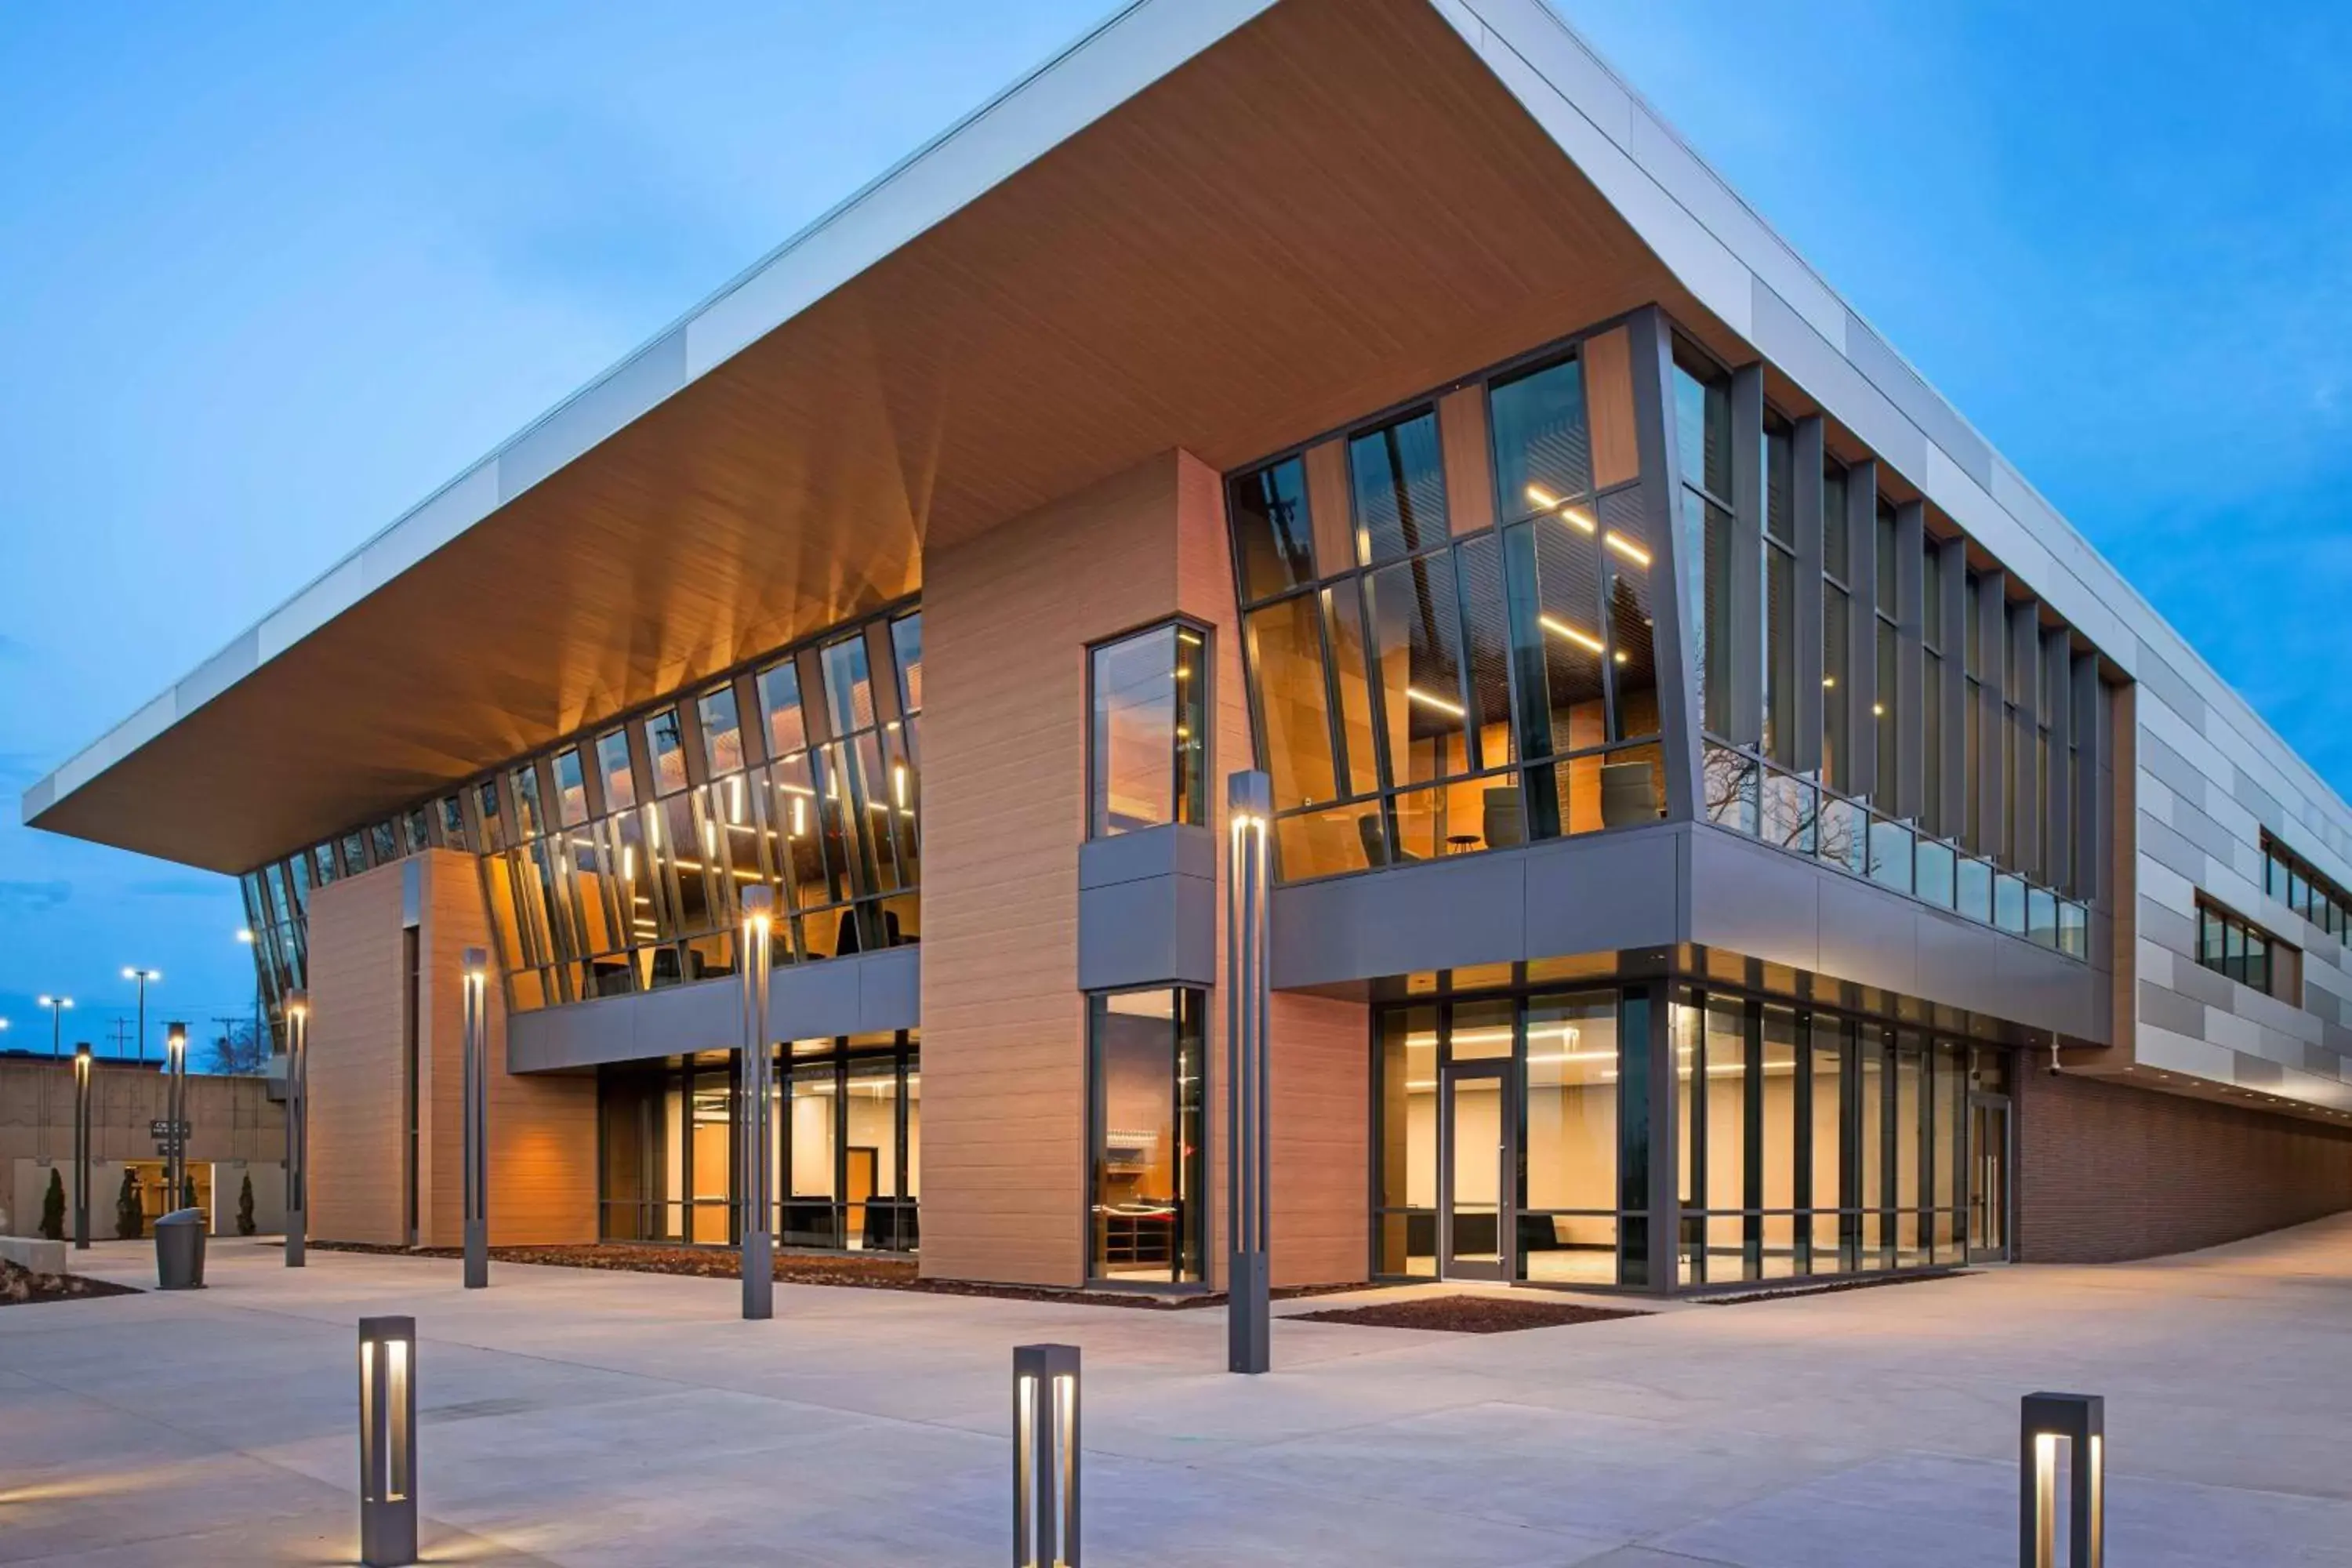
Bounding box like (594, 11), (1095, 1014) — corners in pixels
(154, 1207), (208, 1290)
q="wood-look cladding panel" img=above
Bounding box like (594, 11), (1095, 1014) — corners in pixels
(49, 0), (1688, 873)
(1269, 992), (1372, 1285)
(306, 866), (407, 1245)
(418, 851), (598, 1246)
(920, 455), (1189, 1285)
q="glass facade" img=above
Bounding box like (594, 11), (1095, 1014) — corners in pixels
(1229, 323), (1666, 884)
(1375, 978), (2007, 1290)
(1089, 622), (1208, 837)
(2198, 898), (2294, 1004)
(240, 600), (923, 1019)
(1087, 989), (1207, 1283)
(597, 1032), (919, 1252)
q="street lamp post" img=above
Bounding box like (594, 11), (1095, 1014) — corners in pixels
(739, 887), (776, 1321)
(72, 1044), (93, 1250)
(122, 967), (160, 1063)
(286, 992), (308, 1267)
(165, 1022), (188, 1207)
(1225, 770), (1273, 1376)
(461, 949), (490, 1290)
(38, 995), (73, 1058)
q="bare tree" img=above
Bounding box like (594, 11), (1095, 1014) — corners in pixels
(206, 1018), (268, 1076)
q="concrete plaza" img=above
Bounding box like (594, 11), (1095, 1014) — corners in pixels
(6, 1223), (2352, 1566)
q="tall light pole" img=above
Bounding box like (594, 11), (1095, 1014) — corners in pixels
(739, 887), (775, 1321)
(1225, 770), (1273, 1375)
(72, 1044), (93, 1250)
(165, 1022), (188, 1209)
(122, 967), (160, 1064)
(285, 991), (308, 1267)
(37, 995), (73, 1058)
(461, 948), (490, 1290)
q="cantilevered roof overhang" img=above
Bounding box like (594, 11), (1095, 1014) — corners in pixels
(26, 0), (2331, 879)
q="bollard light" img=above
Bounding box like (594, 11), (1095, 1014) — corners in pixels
(358, 1316), (418, 1568)
(461, 950), (490, 1290)
(739, 887), (776, 1321)
(71, 1044), (93, 1249)
(285, 993), (309, 1267)
(2021, 1392), (2103, 1568)
(1225, 769), (1272, 1374)
(1012, 1343), (1080, 1567)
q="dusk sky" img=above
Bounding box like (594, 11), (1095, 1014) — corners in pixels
(4, 0), (2349, 1059)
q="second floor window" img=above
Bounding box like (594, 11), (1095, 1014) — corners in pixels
(1090, 623), (1207, 838)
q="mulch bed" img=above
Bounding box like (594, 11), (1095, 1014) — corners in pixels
(306, 1240), (1359, 1311)
(1695, 1267), (1974, 1305)
(0, 1258), (142, 1307)
(1288, 1294), (1649, 1334)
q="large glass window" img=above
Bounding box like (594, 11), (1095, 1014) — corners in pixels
(1090, 623), (1207, 837)
(1229, 456), (1317, 601)
(1349, 409), (1448, 566)
(1519, 992), (1618, 1285)
(1230, 321), (1666, 885)
(1087, 989), (1206, 1284)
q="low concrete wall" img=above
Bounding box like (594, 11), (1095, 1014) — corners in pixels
(0, 1236), (67, 1273)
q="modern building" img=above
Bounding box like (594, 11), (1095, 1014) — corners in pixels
(0, 1053), (287, 1240)
(25, 0), (2352, 1294)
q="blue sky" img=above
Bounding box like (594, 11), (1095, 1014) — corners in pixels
(3, 0), (2349, 1052)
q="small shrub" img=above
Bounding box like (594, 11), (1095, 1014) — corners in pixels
(39, 1170), (66, 1243)
(237, 1174), (256, 1236)
(114, 1168), (143, 1240)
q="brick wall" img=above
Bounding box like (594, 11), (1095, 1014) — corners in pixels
(2016, 1067), (2352, 1262)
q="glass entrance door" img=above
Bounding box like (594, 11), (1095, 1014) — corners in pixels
(1968, 1098), (2009, 1261)
(1440, 1062), (1511, 1280)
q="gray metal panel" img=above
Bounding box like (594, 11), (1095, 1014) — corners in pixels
(2138, 893), (2197, 960)
(2134, 641), (2208, 730)
(1914, 912), (2006, 1014)
(2138, 980), (2207, 1040)
(1076, 823), (1214, 889)
(1816, 874), (1919, 995)
(1991, 935), (2097, 1040)
(496, 329), (688, 503)
(1519, 824), (1684, 959)
(1687, 827), (1822, 973)
(2137, 812), (2209, 887)
(506, 945), (920, 1073)
(1272, 851), (1530, 989)
(1078, 869), (1217, 990)
(1841, 310), (1994, 488)
(2164, 952), (2236, 1013)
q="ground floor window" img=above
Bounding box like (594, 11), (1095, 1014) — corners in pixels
(1373, 983), (2009, 1291)
(1087, 988), (1206, 1284)
(597, 1031), (919, 1252)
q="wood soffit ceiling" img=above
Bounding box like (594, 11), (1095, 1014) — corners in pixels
(40, 0), (1696, 873)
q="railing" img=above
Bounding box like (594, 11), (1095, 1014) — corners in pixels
(1703, 744), (2088, 960)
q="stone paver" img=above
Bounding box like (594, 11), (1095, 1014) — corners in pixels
(4, 1218), (2351, 1564)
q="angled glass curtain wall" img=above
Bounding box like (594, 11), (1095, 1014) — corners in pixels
(1229, 321), (1669, 884)
(1672, 334), (2094, 961)
(240, 601), (924, 1018)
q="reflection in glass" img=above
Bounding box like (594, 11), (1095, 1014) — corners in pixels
(1087, 989), (1205, 1283)
(1348, 410), (1448, 566)
(1490, 354), (1592, 520)
(1365, 553), (1468, 786)
(1229, 456), (1317, 601)
(1519, 992), (1617, 1285)
(1374, 1006), (1439, 1278)
(1090, 624), (1207, 837)
(1243, 596), (1338, 811)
